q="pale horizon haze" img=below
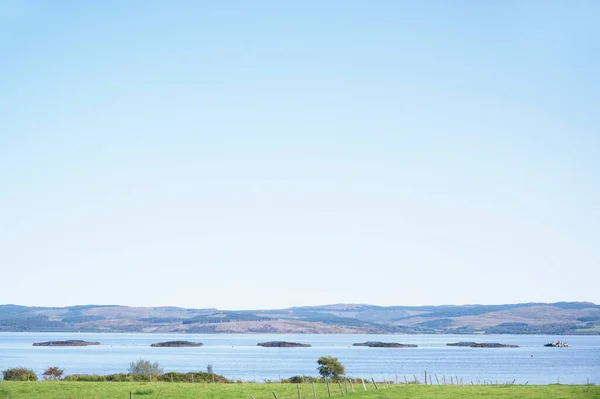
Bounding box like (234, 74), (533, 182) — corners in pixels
(1, 1), (599, 310)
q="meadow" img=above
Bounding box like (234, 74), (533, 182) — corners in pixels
(0, 382), (598, 399)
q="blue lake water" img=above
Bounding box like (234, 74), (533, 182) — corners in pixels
(0, 333), (598, 385)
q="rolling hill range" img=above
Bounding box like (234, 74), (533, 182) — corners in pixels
(1, 302), (599, 335)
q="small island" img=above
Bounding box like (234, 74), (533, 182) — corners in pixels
(33, 340), (100, 347)
(447, 342), (518, 348)
(353, 341), (418, 348)
(150, 341), (203, 347)
(257, 341), (311, 348)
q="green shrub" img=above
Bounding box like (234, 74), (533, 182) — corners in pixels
(157, 371), (231, 383)
(63, 374), (107, 382)
(288, 375), (320, 383)
(317, 356), (345, 381)
(42, 366), (64, 380)
(59, 371), (231, 383)
(106, 373), (133, 382)
(129, 359), (162, 380)
(2, 367), (38, 381)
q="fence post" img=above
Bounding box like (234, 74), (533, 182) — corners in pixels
(326, 379), (331, 397)
(371, 377), (378, 389)
(312, 381), (318, 399)
(337, 381), (344, 395)
(361, 378), (367, 391)
(297, 384), (302, 399)
(273, 392), (279, 399)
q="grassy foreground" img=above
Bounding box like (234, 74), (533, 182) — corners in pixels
(0, 382), (599, 399)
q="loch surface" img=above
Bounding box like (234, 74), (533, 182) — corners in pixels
(1, 333), (598, 384)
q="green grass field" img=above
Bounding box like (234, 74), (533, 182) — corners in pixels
(0, 382), (598, 399)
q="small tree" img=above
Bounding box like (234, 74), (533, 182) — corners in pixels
(2, 367), (38, 381)
(317, 356), (345, 380)
(128, 359), (163, 381)
(207, 364), (213, 374)
(42, 366), (64, 380)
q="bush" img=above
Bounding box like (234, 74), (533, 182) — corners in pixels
(129, 359), (163, 381)
(106, 373), (133, 382)
(42, 366), (64, 380)
(317, 356), (345, 380)
(62, 371), (231, 383)
(157, 371), (231, 383)
(2, 367), (38, 381)
(288, 375), (321, 383)
(63, 374), (107, 382)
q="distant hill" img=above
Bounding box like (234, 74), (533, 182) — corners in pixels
(1, 302), (599, 334)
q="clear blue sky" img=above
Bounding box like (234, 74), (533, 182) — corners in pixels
(1, 1), (598, 309)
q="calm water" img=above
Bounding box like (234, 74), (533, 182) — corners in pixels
(0, 333), (598, 385)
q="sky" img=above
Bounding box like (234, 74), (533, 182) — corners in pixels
(1, 1), (599, 310)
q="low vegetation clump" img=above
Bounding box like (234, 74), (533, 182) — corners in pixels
(63, 373), (138, 382)
(287, 375), (322, 383)
(159, 372), (231, 383)
(2, 367), (38, 381)
(62, 371), (231, 383)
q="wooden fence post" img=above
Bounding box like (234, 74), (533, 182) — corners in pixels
(273, 392), (279, 399)
(371, 378), (378, 389)
(312, 381), (318, 399)
(297, 384), (302, 399)
(361, 378), (367, 391)
(326, 379), (331, 397)
(337, 381), (344, 395)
